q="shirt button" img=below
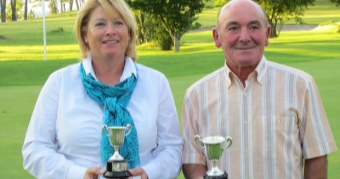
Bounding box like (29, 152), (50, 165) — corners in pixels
(243, 92), (247, 96)
(244, 149), (248, 153)
(244, 120), (248, 124)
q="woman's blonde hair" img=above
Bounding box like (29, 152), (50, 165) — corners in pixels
(75, 0), (137, 61)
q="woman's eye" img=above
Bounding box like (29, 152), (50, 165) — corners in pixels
(95, 22), (105, 26)
(114, 21), (124, 25)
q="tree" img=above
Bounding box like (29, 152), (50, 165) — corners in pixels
(74, 0), (79, 10)
(6, 0), (22, 21)
(10, 0), (16, 21)
(1, 0), (6, 22)
(24, 0), (27, 19)
(60, 0), (67, 13)
(254, 0), (315, 38)
(330, 0), (340, 6)
(154, 23), (173, 51)
(133, 10), (155, 44)
(69, 0), (73, 11)
(48, 0), (58, 14)
(214, 0), (228, 7)
(28, 8), (35, 19)
(127, 0), (210, 52)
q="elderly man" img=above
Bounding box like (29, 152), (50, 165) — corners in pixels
(181, 0), (337, 178)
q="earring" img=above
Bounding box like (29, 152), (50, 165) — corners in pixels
(85, 39), (88, 43)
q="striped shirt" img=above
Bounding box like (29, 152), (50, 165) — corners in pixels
(182, 56), (337, 179)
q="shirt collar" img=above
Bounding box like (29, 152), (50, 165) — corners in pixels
(223, 55), (268, 87)
(254, 56), (268, 85)
(223, 62), (233, 88)
(82, 53), (137, 82)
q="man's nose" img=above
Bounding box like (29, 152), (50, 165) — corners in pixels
(239, 28), (251, 43)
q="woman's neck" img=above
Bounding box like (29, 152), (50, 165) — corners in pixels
(92, 57), (125, 86)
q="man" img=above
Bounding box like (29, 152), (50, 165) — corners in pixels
(181, 0), (337, 178)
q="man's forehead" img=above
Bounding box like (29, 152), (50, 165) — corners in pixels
(220, 0), (264, 16)
(219, 1), (266, 24)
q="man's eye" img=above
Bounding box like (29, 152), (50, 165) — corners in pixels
(228, 27), (238, 31)
(250, 26), (259, 30)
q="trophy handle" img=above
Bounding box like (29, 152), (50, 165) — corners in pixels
(194, 135), (204, 148)
(125, 124), (132, 136)
(102, 125), (110, 136)
(223, 136), (233, 150)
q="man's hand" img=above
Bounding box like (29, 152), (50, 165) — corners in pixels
(182, 164), (207, 179)
(304, 155), (328, 179)
(84, 167), (105, 179)
(128, 167), (148, 179)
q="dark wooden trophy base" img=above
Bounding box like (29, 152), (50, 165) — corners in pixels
(103, 160), (130, 179)
(204, 171), (228, 179)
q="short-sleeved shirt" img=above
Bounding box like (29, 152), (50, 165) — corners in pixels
(182, 56), (337, 179)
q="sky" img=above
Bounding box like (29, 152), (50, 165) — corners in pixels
(28, 2), (51, 18)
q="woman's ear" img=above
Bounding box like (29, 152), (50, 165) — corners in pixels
(83, 31), (88, 44)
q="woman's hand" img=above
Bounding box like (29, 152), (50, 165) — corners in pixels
(128, 167), (148, 179)
(84, 167), (105, 179)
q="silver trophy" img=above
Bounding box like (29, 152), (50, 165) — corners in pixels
(102, 124), (132, 178)
(195, 135), (232, 179)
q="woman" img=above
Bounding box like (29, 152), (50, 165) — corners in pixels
(22, 0), (183, 178)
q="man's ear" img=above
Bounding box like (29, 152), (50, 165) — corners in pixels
(212, 28), (221, 48)
(265, 25), (271, 46)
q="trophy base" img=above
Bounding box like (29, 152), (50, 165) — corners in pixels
(103, 171), (130, 179)
(104, 160), (130, 179)
(204, 171), (228, 179)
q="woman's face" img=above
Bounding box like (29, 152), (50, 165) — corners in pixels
(83, 5), (130, 61)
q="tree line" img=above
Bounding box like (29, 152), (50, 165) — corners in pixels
(0, 0), (85, 22)
(1, 0), (339, 52)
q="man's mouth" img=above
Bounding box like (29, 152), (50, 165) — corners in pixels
(236, 46), (254, 50)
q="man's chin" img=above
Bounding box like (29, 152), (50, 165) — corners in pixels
(230, 57), (260, 67)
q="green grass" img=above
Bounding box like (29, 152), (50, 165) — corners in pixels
(1, 29), (339, 178)
(1, 0), (340, 178)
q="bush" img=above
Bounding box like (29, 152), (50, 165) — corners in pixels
(50, 27), (64, 33)
(153, 24), (173, 51)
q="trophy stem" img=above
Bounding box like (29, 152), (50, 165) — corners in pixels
(205, 159), (226, 177)
(210, 160), (219, 173)
(212, 160), (218, 169)
(110, 146), (124, 161)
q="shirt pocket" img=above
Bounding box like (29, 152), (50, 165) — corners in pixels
(257, 116), (298, 160)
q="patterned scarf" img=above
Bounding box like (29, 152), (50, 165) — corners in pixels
(79, 63), (140, 168)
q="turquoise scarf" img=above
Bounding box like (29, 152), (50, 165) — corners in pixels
(79, 63), (140, 168)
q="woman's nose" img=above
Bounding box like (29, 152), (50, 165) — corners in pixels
(105, 24), (116, 36)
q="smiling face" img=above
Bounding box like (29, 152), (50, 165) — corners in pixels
(213, 0), (271, 72)
(83, 5), (130, 61)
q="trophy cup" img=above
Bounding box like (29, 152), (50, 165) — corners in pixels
(195, 135), (232, 179)
(102, 124), (132, 179)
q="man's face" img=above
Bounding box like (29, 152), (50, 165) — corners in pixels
(213, 0), (271, 71)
